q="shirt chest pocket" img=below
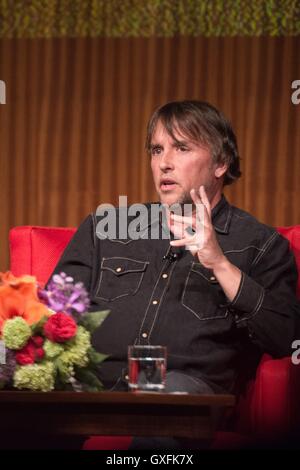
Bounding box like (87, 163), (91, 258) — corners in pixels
(96, 257), (149, 302)
(181, 262), (228, 320)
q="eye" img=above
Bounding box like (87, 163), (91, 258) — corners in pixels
(176, 144), (189, 152)
(151, 145), (163, 155)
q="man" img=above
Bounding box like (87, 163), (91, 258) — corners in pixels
(50, 100), (299, 397)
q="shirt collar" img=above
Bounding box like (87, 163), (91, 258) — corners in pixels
(211, 194), (232, 234)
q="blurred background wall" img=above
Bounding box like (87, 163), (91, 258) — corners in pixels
(0, 0), (300, 270)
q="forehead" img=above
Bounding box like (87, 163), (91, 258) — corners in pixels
(151, 120), (189, 143)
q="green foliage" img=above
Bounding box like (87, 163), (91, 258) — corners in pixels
(0, 0), (299, 38)
(79, 310), (110, 334)
(88, 347), (109, 366)
(75, 366), (104, 391)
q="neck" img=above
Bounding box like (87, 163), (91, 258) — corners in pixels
(209, 189), (223, 210)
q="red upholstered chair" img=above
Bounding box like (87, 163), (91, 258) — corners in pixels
(8, 225), (300, 449)
(9, 226), (77, 286)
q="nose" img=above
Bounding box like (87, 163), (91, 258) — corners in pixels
(159, 148), (175, 172)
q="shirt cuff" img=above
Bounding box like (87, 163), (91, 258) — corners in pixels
(228, 272), (265, 324)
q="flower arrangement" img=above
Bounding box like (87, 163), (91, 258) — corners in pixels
(0, 271), (109, 392)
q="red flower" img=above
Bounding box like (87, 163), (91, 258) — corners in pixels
(31, 336), (44, 347)
(15, 337), (45, 365)
(35, 347), (45, 360)
(43, 312), (77, 343)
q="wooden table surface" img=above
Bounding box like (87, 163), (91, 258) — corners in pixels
(0, 391), (235, 441)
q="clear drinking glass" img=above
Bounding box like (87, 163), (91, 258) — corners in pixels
(128, 345), (167, 392)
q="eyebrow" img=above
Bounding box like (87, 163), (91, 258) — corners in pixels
(150, 139), (190, 149)
(173, 139), (189, 146)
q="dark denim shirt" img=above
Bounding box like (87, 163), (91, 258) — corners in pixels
(50, 196), (300, 393)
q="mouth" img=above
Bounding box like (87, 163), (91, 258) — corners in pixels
(160, 179), (178, 191)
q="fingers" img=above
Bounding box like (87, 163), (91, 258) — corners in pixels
(164, 206), (173, 230)
(190, 186), (211, 223)
(170, 214), (204, 252)
(170, 215), (196, 240)
(170, 213), (204, 240)
(170, 238), (186, 247)
(167, 186), (212, 253)
(170, 235), (202, 254)
(169, 221), (187, 240)
(199, 185), (211, 218)
(170, 237), (201, 254)
(171, 213), (195, 226)
(190, 188), (202, 205)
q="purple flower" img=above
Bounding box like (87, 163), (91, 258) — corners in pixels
(0, 349), (16, 385)
(39, 272), (90, 316)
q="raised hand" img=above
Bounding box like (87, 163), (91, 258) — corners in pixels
(169, 185), (225, 269)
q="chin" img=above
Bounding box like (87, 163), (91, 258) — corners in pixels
(159, 194), (182, 207)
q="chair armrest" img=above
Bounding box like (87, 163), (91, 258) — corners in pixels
(250, 354), (300, 437)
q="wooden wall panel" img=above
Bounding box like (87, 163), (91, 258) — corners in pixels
(0, 36), (299, 270)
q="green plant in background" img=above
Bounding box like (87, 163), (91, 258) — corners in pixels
(0, 0), (299, 38)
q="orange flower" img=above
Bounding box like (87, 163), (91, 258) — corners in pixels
(0, 272), (37, 286)
(0, 272), (50, 335)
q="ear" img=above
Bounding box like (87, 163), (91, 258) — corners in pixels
(214, 163), (228, 179)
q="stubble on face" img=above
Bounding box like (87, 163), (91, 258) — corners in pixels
(174, 190), (197, 207)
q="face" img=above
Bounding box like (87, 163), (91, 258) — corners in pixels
(150, 120), (227, 208)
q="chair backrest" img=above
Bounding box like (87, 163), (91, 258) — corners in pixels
(9, 226), (76, 285)
(277, 225), (300, 297)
